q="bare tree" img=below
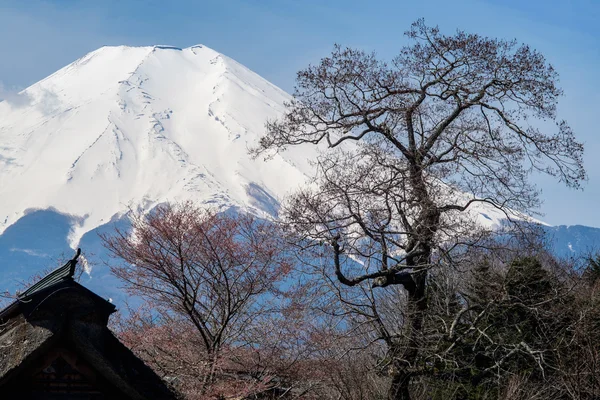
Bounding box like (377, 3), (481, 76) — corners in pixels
(102, 202), (293, 395)
(254, 20), (585, 399)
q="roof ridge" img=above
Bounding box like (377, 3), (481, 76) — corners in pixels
(18, 248), (81, 299)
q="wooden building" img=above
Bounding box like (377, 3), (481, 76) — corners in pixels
(0, 250), (179, 399)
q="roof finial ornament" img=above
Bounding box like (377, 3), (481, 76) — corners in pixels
(68, 248), (81, 279)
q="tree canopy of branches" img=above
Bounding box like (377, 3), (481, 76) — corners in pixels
(102, 202), (294, 395)
(254, 19), (585, 400)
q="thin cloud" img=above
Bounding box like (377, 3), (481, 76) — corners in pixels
(79, 254), (93, 277)
(9, 247), (49, 257)
(0, 81), (33, 108)
(0, 81), (60, 113)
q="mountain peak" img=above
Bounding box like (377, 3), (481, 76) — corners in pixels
(152, 45), (183, 51)
(0, 44), (316, 247)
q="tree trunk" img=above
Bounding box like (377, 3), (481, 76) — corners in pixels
(388, 370), (412, 400)
(200, 349), (219, 394)
(387, 273), (427, 400)
(387, 165), (436, 400)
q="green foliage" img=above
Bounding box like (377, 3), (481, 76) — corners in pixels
(423, 256), (574, 399)
(505, 257), (554, 304)
(583, 254), (600, 285)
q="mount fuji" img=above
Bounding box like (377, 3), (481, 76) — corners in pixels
(0, 44), (320, 299)
(0, 44), (317, 248)
(0, 45), (598, 300)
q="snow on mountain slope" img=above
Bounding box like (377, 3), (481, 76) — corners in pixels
(0, 43), (550, 256)
(0, 45), (317, 247)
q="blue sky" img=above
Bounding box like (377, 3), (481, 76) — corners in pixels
(0, 0), (598, 226)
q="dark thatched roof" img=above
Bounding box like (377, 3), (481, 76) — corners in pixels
(0, 250), (180, 399)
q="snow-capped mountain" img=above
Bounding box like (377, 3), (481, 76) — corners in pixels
(0, 44), (315, 248)
(0, 44), (598, 299)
